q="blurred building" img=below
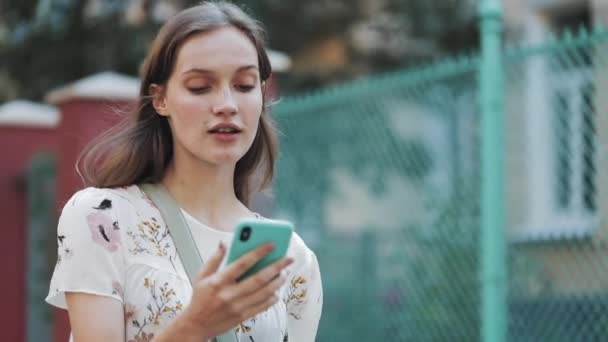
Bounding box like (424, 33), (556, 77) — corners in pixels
(298, 0), (608, 301)
(504, 0), (608, 40)
(322, 0), (608, 239)
(0, 72), (138, 342)
(499, 0), (608, 290)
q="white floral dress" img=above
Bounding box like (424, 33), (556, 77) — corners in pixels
(46, 185), (323, 342)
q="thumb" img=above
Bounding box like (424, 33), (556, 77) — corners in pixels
(197, 242), (226, 280)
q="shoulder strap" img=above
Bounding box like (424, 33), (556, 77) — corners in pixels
(139, 183), (238, 342)
(140, 183), (202, 283)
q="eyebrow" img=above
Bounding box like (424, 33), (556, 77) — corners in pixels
(181, 65), (258, 75)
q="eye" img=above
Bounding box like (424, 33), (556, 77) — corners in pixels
(235, 84), (256, 92)
(188, 86), (211, 94)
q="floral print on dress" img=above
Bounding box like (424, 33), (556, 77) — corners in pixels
(127, 277), (183, 342)
(87, 210), (121, 252)
(127, 217), (178, 272)
(285, 276), (308, 320)
(125, 303), (138, 323)
(236, 318), (256, 334)
(55, 234), (73, 265)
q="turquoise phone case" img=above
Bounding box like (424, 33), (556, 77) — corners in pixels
(226, 219), (294, 281)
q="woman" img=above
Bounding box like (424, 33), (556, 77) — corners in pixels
(46, 2), (322, 341)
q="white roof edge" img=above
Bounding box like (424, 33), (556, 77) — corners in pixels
(0, 100), (60, 128)
(45, 71), (140, 105)
(510, 216), (599, 243)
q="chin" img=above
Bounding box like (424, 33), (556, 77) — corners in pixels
(210, 153), (244, 165)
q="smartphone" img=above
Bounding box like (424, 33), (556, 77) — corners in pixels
(226, 218), (294, 281)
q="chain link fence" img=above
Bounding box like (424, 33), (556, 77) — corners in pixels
(271, 26), (608, 341)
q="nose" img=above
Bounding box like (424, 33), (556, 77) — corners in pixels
(211, 86), (238, 116)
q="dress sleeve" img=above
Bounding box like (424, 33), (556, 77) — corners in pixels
(46, 188), (126, 309)
(285, 235), (323, 342)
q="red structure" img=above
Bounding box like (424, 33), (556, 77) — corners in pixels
(0, 72), (139, 341)
(0, 101), (60, 342)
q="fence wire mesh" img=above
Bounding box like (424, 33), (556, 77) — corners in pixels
(505, 28), (608, 341)
(270, 26), (608, 341)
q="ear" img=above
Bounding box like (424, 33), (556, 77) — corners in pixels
(261, 80), (269, 104)
(261, 80), (267, 93)
(149, 84), (169, 117)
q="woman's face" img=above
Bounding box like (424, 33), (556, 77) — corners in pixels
(153, 26), (263, 168)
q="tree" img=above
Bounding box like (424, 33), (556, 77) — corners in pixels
(0, 0), (479, 101)
(0, 0), (162, 101)
(245, 0), (479, 93)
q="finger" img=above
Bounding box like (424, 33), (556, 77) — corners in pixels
(197, 242), (226, 280)
(201, 271), (284, 326)
(221, 243), (275, 282)
(239, 292), (281, 321)
(234, 257), (293, 297)
(233, 271), (286, 311)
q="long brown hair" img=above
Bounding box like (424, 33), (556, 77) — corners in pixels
(78, 1), (278, 206)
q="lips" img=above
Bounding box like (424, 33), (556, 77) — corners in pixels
(208, 123), (242, 142)
(208, 123), (242, 134)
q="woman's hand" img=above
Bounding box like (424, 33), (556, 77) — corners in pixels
(182, 242), (293, 339)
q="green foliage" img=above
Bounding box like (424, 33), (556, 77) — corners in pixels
(0, 0), (158, 101)
(0, 0), (478, 101)
(241, 0), (361, 51)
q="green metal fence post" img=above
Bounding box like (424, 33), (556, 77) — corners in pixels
(479, 0), (507, 341)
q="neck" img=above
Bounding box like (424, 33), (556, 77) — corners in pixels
(161, 153), (250, 232)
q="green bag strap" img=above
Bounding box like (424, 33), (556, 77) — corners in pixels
(139, 183), (239, 342)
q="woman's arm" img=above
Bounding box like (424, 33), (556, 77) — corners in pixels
(66, 293), (125, 342)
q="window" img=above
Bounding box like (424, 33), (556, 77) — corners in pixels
(551, 69), (596, 217)
(519, 3), (597, 240)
